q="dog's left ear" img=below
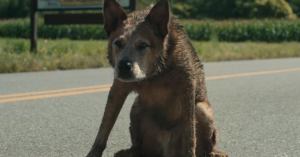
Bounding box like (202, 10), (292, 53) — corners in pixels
(103, 0), (127, 35)
(146, 0), (170, 38)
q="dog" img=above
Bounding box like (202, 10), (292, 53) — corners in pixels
(86, 0), (228, 157)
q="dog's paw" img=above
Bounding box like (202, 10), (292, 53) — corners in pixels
(86, 150), (102, 157)
(114, 149), (138, 157)
(86, 153), (101, 157)
(209, 150), (228, 157)
(114, 150), (129, 157)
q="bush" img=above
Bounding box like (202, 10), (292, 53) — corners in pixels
(1, 19), (300, 42)
(173, 0), (297, 19)
(0, 0), (297, 19)
(290, 0), (300, 16)
(0, 19), (30, 38)
(184, 20), (300, 42)
(0, 0), (297, 20)
(214, 21), (300, 42)
(236, 0), (296, 19)
(39, 25), (107, 40)
(0, 19), (106, 40)
(0, 0), (30, 18)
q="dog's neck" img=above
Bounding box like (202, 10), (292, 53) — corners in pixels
(165, 18), (196, 69)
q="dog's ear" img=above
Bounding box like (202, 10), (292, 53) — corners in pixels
(103, 0), (127, 35)
(146, 0), (170, 38)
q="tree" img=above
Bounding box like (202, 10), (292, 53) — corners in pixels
(289, 0), (300, 15)
(0, 0), (30, 18)
(173, 0), (296, 19)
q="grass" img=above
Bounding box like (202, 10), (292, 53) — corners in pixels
(193, 41), (300, 61)
(0, 38), (300, 73)
(0, 38), (108, 73)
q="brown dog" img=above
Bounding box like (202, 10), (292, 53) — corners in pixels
(86, 0), (227, 157)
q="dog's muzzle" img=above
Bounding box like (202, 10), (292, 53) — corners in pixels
(117, 59), (134, 80)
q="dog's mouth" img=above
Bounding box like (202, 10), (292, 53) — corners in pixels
(117, 77), (144, 83)
(115, 61), (146, 82)
(115, 72), (146, 82)
(117, 69), (134, 80)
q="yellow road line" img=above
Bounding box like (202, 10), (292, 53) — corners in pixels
(0, 67), (300, 104)
(0, 87), (111, 104)
(0, 84), (111, 99)
(207, 67), (300, 80)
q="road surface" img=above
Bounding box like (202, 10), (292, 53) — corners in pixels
(0, 58), (300, 157)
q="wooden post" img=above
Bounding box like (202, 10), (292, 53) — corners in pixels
(30, 0), (38, 52)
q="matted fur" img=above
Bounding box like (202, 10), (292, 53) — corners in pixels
(86, 0), (228, 157)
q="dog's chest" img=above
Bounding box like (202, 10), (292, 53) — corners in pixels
(136, 82), (184, 125)
(137, 83), (175, 107)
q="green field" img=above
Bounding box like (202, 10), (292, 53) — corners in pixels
(0, 38), (300, 73)
(1, 19), (300, 42)
(0, 39), (108, 73)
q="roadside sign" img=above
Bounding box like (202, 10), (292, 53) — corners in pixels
(30, 0), (136, 52)
(37, 0), (131, 11)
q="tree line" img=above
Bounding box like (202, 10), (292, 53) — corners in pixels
(0, 0), (299, 19)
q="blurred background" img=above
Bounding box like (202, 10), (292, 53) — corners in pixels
(0, 0), (300, 73)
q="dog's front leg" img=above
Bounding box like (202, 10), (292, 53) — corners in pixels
(180, 81), (196, 157)
(86, 80), (131, 157)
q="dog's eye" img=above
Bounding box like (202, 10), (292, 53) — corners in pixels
(136, 42), (150, 51)
(114, 39), (124, 49)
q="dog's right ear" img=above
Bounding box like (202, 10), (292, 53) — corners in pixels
(103, 0), (127, 35)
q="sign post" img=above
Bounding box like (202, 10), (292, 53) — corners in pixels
(30, 0), (38, 52)
(30, 0), (135, 52)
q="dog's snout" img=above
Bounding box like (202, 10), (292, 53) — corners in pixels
(118, 59), (133, 72)
(118, 59), (133, 79)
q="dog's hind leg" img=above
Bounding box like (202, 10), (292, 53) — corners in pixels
(195, 102), (228, 157)
(114, 99), (142, 157)
(195, 101), (217, 156)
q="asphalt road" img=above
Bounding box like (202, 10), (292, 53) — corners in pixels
(0, 58), (300, 157)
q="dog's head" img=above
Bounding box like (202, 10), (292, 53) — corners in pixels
(104, 0), (170, 82)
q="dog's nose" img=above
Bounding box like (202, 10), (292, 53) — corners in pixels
(118, 59), (133, 79)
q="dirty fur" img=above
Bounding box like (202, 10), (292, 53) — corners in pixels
(86, 0), (228, 157)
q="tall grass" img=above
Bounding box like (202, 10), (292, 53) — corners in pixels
(0, 38), (299, 73)
(0, 38), (108, 73)
(193, 41), (300, 61)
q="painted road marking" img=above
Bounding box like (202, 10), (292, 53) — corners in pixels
(207, 67), (300, 80)
(0, 86), (111, 104)
(1, 67), (300, 104)
(0, 84), (111, 99)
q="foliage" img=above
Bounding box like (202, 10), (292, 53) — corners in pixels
(0, 0), (298, 19)
(0, 19), (107, 39)
(235, 0), (297, 19)
(1, 38), (300, 73)
(1, 19), (300, 42)
(290, 0), (300, 16)
(0, 0), (30, 18)
(173, 0), (297, 19)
